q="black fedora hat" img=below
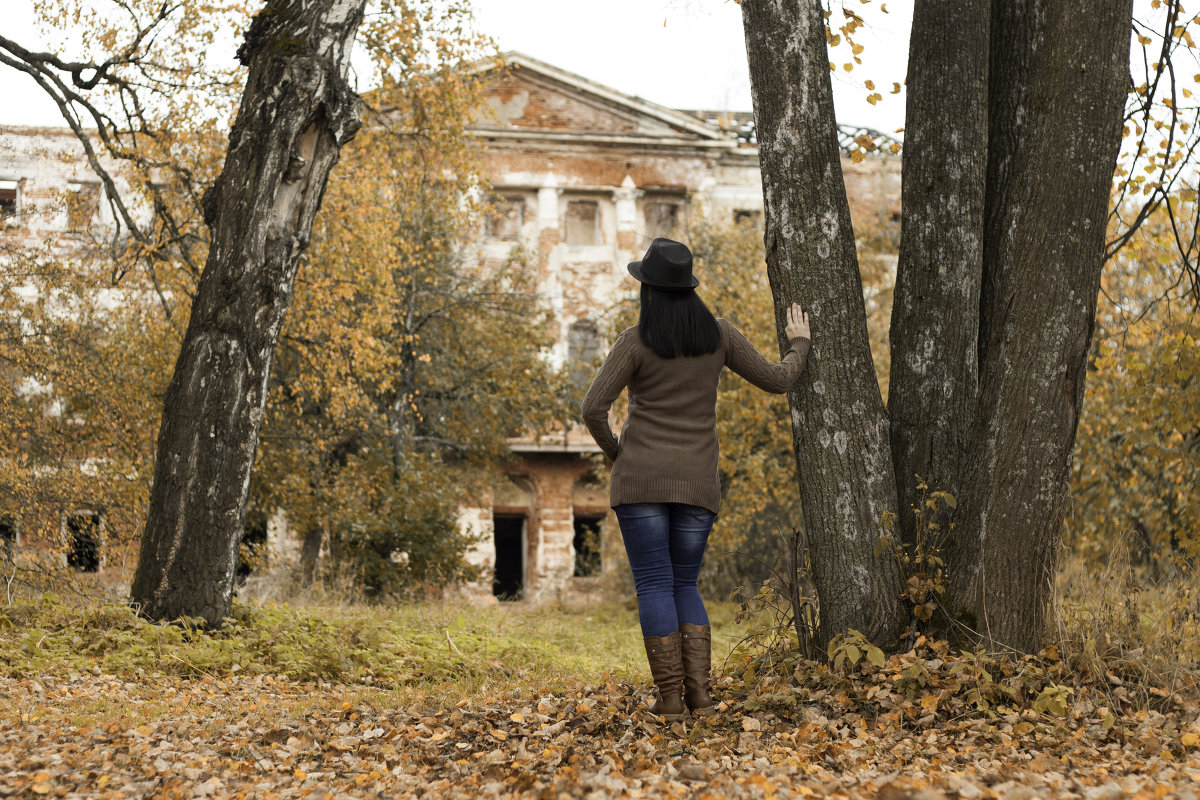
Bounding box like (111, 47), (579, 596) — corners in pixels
(627, 237), (699, 290)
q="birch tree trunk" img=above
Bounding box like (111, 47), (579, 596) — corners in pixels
(741, 0), (907, 649)
(129, 0), (367, 625)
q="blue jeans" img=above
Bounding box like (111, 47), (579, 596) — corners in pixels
(614, 502), (716, 638)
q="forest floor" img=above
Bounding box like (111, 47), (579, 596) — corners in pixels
(2, 592), (1200, 799)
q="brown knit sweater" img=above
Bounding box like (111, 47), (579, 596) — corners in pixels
(580, 317), (811, 514)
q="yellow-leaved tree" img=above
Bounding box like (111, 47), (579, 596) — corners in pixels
(1068, 195), (1200, 571)
(251, 16), (567, 596)
(0, 0), (567, 604)
(0, 0), (251, 590)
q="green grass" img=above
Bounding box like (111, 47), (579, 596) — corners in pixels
(0, 593), (743, 698)
(5, 560), (1200, 735)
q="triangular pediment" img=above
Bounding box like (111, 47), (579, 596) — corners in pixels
(471, 52), (727, 141)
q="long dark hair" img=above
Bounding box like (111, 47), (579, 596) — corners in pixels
(638, 283), (722, 358)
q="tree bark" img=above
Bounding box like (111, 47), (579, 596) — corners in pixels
(947, 0), (1132, 650)
(744, 0), (1132, 654)
(741, 0), (907, 649)
(300, 524), (325, 585)
(129, 0), (367, 625)
(887, 0), (989, 552)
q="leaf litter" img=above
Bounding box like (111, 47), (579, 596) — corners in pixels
(4, 599), (1200, 797)
(3, 661), (1200, 799)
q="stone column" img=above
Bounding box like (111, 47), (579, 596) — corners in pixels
(524, 457), (590, 603)
(613, 174), (640, 256)
(537, 174), (562, 276)
(537, 174), (566, 366)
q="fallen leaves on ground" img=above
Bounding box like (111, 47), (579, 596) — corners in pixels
(3, 669), (1200, 799)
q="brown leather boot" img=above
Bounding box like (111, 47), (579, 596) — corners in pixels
(680, 622), (715, 715)
(642, 632), (685, 719)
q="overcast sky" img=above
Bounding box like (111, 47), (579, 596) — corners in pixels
(2, 0), (913, 134)
(471, 0), (912, 133)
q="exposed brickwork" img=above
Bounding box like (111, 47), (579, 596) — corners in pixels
(0, 126), (129, 253)
(476, 67), (698, 140)
(536, 227), (560, 285)
(456, 455), (607, 603)
(481, 71), (641, 134)
(844, 160), (903, 219)
(476, 148), (724, 193)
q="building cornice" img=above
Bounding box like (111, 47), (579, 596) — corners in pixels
(469, 51), (733, 142)
(469, 126), (755, 153)
(0, 124), (92, 137)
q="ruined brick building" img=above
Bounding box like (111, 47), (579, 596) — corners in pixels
(0, 125), (130, 571)
(0, 52), (899, 598)
(455, 53), (900, 604)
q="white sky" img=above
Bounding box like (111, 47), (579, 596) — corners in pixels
(1, 0), (914, 134)
(471, 0), (912, 133)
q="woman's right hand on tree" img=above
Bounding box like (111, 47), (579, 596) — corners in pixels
(785, 302), (810, 341)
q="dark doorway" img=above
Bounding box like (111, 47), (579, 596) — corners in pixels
(65, 512), (101, 572)
(237, 511), (269, 583)
(493, 514), (526, 600)
(573, 515), (604, 577)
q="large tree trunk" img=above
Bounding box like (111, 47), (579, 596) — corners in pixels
(130, 0), (367, 625)
(887, 0), (989, 553)
(745, 0), (1132, 654)
(741, 0), (907, 649)
(946, 0), (1131, 650)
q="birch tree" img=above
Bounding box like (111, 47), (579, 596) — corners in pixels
(3, 0), (371, 624)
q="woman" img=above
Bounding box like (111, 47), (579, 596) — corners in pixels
(581, 237), (811, 719)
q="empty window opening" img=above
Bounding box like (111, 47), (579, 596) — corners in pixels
(488, 197), (524, 240)
(237, 510), (269, 583)
(566, 200), (599, 246)
(0, 515), (16, 562)
(567, 319), (601, 392)
(65, 512), (101, 572)
(493, 514), (527, 600)
(733, 209), (763, 228)
(0, 182), (17, 225)
(644, 201), (680, 240)
(573, 515), (604, 577)
(67, 183), (101, 231)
